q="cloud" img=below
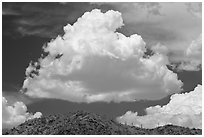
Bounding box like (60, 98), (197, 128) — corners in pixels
(2, 91), (33, 105)
(22, 9), (183, 103)
(2, 2), (94, 38)
(2, 96), (42, 129)
(93, 2), (162, 17)
(185, 2), (202, 18)
(134, 2), (162, 16)
(3, 3), (201, 69)
(151, 43), (169, 55)
(117, 84), (202, 129)
(102, 2), (201, 72)
(173, 34), (202, 71)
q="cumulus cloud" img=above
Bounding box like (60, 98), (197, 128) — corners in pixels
(2, 96), (42, 129)
(102, 3), (201, 72)
(176, 34), (202, 71)
(117, 84), (202, 129)
(22, 9), (183, 103)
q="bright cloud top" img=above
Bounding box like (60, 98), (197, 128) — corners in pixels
(22, 9), (182, 103)
(2, 96), (42, 129)
(117, 84), (202, 129)
(106, 3), (202, 71)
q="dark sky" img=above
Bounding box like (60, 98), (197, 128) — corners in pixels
(2, 2), (202, 119)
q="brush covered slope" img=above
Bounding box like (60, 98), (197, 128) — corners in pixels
(2, 111), (202, 135)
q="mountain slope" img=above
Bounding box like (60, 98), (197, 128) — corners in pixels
(2, 111), (202, 135)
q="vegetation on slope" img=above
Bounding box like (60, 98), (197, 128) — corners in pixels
(2, 111), (202, 135)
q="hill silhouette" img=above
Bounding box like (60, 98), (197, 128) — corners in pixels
(2, 111), (202, 135)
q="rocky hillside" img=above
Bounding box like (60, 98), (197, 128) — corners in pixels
(2, 111), (202, 135)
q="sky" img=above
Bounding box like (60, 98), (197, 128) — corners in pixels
(2, 2), (202, 129)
